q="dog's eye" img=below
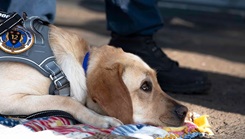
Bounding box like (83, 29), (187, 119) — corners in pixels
(140, 81), (152, 92)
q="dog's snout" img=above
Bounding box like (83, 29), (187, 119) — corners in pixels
(175, 105), (188, 120)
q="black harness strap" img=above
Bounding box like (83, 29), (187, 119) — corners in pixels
(0, 110), (79, 123)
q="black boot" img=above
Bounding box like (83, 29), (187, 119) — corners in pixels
(109, 33), (211, 94)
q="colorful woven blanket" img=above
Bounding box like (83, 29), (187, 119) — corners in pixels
(0, 112), (213, 139)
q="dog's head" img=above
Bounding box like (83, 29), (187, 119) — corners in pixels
(86, 45), (188, 127)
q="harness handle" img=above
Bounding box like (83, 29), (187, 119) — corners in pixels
(0, 11), (23, 35)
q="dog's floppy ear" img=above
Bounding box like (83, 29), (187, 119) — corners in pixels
(87, 63), (133, 124)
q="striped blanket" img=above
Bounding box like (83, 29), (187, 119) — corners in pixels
(0, 113), (213, 139)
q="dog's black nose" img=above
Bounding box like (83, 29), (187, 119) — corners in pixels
(175, 105), (188, 120)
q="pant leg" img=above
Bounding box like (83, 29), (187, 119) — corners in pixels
(105, 0), (164, 36)
(0, 0), (56, 23)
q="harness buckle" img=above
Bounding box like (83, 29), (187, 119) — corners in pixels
(53, 75), (65, 89)
(49, 72), (70, 96)
(49, 71), (69, 90)
(45, 61), (70, 96)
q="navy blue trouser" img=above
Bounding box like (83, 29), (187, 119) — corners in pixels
(0, 0), (164, 36)
(105, 0), (164, 35)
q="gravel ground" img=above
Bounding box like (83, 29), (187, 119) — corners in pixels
(56, 1), (245, 138)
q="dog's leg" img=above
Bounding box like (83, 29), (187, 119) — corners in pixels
(0, 94), (122, 128)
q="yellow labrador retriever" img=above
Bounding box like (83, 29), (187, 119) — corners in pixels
(0, 20), (187, 128)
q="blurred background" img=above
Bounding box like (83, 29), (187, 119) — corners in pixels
(159, 0), (245, 24)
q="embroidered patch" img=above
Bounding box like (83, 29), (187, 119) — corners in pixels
(0, 25), (34, 54)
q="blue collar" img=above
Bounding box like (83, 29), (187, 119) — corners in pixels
(82, 52), (90, 74)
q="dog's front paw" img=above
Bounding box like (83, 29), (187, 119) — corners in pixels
(94, 116), (123, 128)
(103, 116), (123, 128)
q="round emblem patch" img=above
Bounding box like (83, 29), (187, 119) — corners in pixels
(0, 25), (34, 54)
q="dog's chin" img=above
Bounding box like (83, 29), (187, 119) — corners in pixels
(140, 119), (183, 127)
(162, 121), (184, 127)
(159, 115), (185, 127)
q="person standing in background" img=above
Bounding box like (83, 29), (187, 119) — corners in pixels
(0, 0), (211, 94)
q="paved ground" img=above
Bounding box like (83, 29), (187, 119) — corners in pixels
(56, 0), (245, 138)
